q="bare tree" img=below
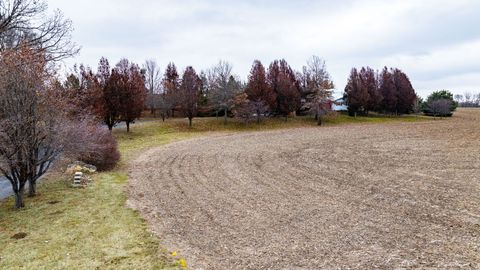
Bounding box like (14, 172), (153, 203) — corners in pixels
(147, 93), (171, 121)
(454, 94), (464, 104)
(475, 93), (480, 107)
(0, 0), (80, 62)
(143, 59), (162, 116)
(301, 56), (335, 121)
(412, 96), (422, 117)
(207, 60), (241, 124)
(464, 91), (472, 105)
(0, 48), (64, 208)
(179, 66), (200, 127)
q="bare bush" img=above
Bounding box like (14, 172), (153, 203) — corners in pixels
(428, 99), (452, 118)
(233, 93), (268, 125)
(73, 123), (120, 171)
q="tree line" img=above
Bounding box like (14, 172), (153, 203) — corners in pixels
(343, 67), (417, 116)
(76, 55), (336, 129)
(454, 92), (480, 108)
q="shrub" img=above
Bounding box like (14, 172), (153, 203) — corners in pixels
(422, 90), (457, 116)
(79, 126), (121, 171)
(63, 121), (120, 171)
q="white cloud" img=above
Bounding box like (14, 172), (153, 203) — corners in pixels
(49, 0), (480, 96)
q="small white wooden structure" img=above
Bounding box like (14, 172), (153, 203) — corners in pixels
(73, 172), (83, 185)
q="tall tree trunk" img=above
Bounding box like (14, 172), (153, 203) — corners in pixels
(216, 110), (218, 119)
(317, 117), (322, 126)
(28, 180), (36, 197)
(189, 117), (192, 128)
(161, 114), (165, 122)
(224, 108), (227, 125)
(108, 124), (113, 131)
(126, 121), (130, 132)
(14, 185), (25, 209)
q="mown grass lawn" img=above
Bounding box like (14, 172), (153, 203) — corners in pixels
(0, 113), (430, 269)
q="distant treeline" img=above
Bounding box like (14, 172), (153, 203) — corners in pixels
(454, 92), (480, 107)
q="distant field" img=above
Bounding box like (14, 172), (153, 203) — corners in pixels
(129, 109), (480, 269)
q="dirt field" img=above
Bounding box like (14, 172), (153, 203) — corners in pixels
(128, 109), (480, 269)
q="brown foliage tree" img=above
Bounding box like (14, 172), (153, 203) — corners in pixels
(379, 67), (397, 114)
(344, 68), (369, 116)
(245, 60), (275, 116)
(359, 67), (381, 113)
(111, 59), (146, 132)
(162, 62), (180, 117)
(84, 57), (146, 132)
(268, 59), (301, 119)
(95, 57), (120, 130)
(62, 65), (104, 119)
(392, 68), (416, 114)
(179, 66), (201, 127)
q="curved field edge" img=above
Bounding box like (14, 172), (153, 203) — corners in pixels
(0, 114), (432, 269)
(127, 111), (480, 269)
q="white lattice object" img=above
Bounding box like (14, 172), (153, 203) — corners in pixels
(73, 171), (83, 185)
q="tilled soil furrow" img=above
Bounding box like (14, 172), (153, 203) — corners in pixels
(128, 110), (480, 269)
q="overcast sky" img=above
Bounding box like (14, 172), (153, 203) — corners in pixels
(49, 0), (479, 98)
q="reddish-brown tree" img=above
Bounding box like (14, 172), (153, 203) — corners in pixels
(95, 57), (122, 130)
(62, 65), (104, 119)
(359, 67), (381, 113)
(267, 59), (301, 119)
(379, 67), (397, 114)
(392, 68), (416, 114)
(110, 59), (146, 132)
(179, 66), (201, 127)
(344, 68), (369, 116)
(245, 60), (276, 116)
(276, 71), (301, 120)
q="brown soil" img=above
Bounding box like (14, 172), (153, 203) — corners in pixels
(128, 109), (480, 269)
